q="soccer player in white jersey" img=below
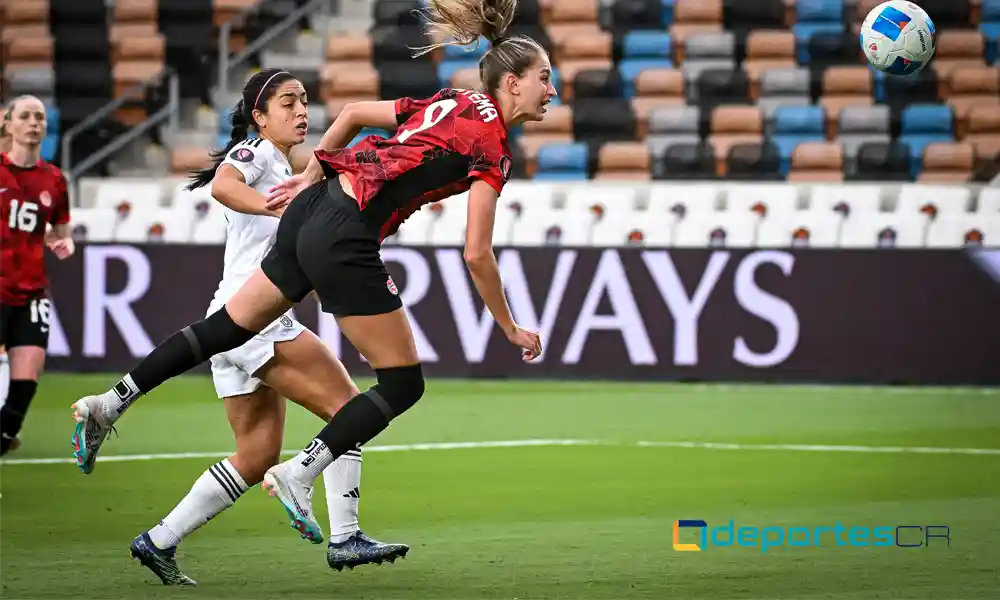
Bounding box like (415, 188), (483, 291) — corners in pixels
(72, 69), (408, 585)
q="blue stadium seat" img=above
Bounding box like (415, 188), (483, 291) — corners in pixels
(662, 0), (675, 26)
(899, 104), (955, 177)
(535, 142), (588, 180)
(41, 135), (58, 162)
(618, 59), (674, 97)
(770, 105), (826, 175)
(792, 0), (845, 63)
(437, 60), (479, 88)
(868, 67), (887, 102)
(622, 31), (671, 59)
(982, 0), (1000, 62)
(45, 105), (60, 134)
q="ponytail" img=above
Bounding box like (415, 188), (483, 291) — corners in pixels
(187, 100), (249, 190)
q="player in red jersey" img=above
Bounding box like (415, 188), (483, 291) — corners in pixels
(73, 0), (553, 539)
(1, 95), (74, 455)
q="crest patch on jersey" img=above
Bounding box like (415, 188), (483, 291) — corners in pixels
(500, 156), (512, 182)
(39, 191), (52, 207)
(230, 147), (254, 163)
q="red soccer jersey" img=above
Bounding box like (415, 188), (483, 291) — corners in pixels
(315, 88), (513, 241)
(0, 153), (70, 306)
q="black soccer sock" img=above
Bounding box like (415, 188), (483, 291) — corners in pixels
(316, 364), (425, 454)
(1, 379), (38, 453)
(110, 309), (257, 413)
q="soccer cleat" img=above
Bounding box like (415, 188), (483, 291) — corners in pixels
(71, 395), (116, 474)
(327, 531), (410, 571)
(129, 532), (197, 586)
(261, 463), (324, 544)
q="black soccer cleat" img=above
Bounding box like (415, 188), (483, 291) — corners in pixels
(327, 531), (410, 571)
(129, 532), (197, 586)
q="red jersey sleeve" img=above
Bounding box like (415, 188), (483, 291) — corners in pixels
(49, 169), (70, 225)
(393, 90), (446, 127)
(466, 121), (512, 195)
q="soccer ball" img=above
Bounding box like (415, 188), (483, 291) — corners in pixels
(860, 1), (937, 76)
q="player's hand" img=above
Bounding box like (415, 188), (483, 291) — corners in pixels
(267, 174), (312, 211)
(47, 237), (74, 259)
(505, 324), (542, 362)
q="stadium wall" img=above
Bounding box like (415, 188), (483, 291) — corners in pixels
(44, 243), (1000, 385)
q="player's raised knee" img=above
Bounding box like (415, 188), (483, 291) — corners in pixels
(368, 363), (425, 421)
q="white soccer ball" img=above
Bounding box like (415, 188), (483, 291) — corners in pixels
(860, 1), (937, 76)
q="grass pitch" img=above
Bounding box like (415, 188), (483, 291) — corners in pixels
(1, 375), (998, 599)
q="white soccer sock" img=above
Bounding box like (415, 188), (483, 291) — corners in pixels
(323, 448), (363, 543)
(148, 458), (248, 550)
(102, 374), (141, 423)
(287, 438), (335, 483)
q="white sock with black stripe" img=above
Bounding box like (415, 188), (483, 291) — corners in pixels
(148, 458), (249, 550)
(322, 448), (363, 544)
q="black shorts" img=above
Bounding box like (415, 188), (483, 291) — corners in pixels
(0, 297), (52, 349)
(261, 179), (404, 318)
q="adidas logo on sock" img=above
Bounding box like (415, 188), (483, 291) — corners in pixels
(342, 486), (360, 499)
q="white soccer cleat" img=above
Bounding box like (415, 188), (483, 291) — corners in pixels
(261, 462), (324, 544)
(72, 395), (115, 474)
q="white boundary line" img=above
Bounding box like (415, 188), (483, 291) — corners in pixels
(3, 438), (999, 466)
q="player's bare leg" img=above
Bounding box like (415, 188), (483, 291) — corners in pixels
(259, 329), (409, 568)
(2, 345), (45, 455)
(262, 309), (423, 551)
(72, 269), (290, 473)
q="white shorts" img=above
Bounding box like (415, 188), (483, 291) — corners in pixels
(210, 313), (305, 399)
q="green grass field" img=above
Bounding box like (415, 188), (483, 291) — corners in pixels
(1, 374), (999, 599)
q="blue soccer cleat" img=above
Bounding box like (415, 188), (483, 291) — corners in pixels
(327, 531), (410, 571)
(129, 532), (197, 586)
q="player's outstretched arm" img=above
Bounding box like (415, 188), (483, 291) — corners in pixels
(212, 164), (283, 217)
(464, 180), (541, 361)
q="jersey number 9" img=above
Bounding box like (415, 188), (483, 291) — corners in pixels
(397, 99), (459, 143)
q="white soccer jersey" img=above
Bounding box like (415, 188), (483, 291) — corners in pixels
(207, 137), (295, 316)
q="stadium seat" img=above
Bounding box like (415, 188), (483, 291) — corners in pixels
(787, 141), (845, 181)
(572, 99), (638, 143)
(611, 0), (669, 32)
(696, 68), (750, 109)
(946, 67), (1000, 126)
(853, 141), (912, 181)
(743, 31), (796, 98)
(657, 141), (717, 179)
(631, 68), (686, 128)
(899, 104), (956, 177)
(725, 142), (782, 180)
(518, 105), (574, 175)
(707, 106), (763, 175)
(932, 30), (987, 79)
(917, 142), (976, 182)
(722, 0), (784, 32)
(793, 2), (847, 64)
(574, 68), (624, 100)
(964, 105), (1000, 159)
(670, 0), (724, 57)
(838, 105), (891, 175)
(596, 142), (652, 179)
(534, 142), (589, 180)
(803, 32), (861, 70)
(882, 69), (940, 110)
(757, 67), (811, 119)
(770, 105), (826, 174)
(819, 66), (874, 136)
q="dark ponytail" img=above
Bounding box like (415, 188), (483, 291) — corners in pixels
(186, 69), (298, 190)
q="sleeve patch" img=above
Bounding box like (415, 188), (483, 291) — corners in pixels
(229, 147), (255, 163)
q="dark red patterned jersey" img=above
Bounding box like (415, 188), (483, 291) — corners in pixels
(0, 153), (70, 306)
(315, 88), (512, 241)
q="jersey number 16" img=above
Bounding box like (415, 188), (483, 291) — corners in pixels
(7, 199), (39, 233)
(397, 99), (459, 143)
